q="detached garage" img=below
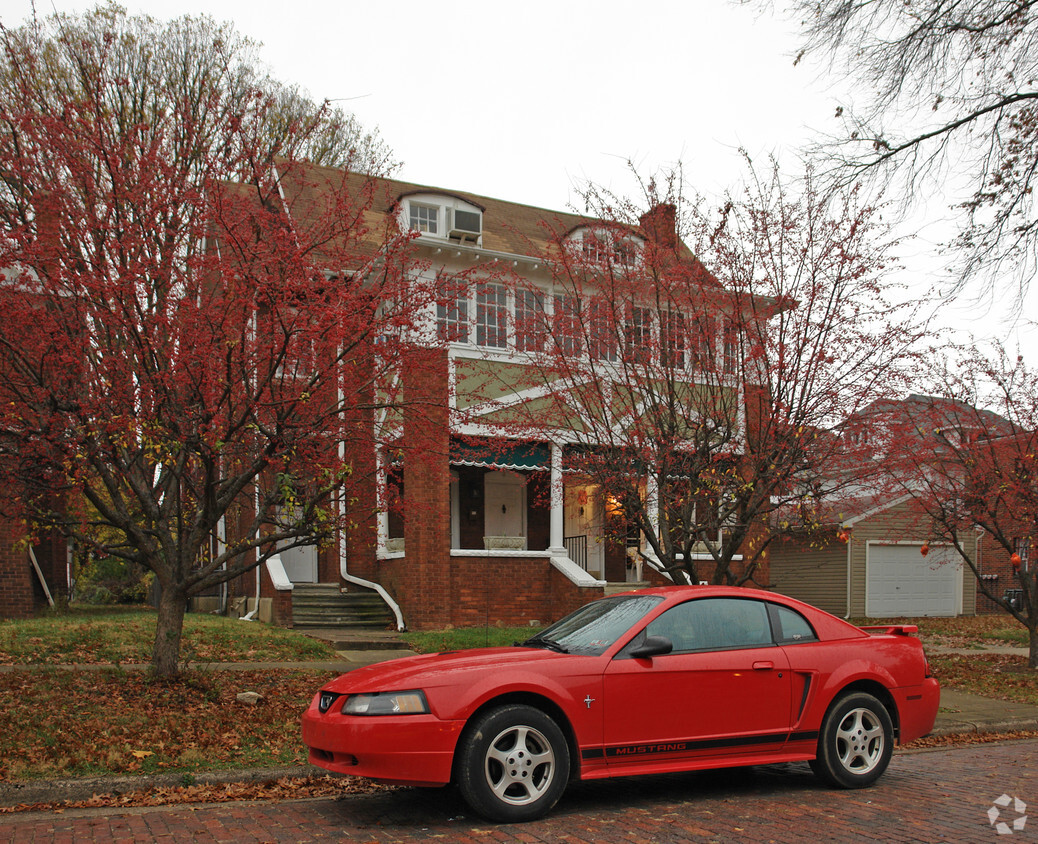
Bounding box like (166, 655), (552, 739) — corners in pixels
(866, 543), (962, 617)
(770, 496), (976, 618)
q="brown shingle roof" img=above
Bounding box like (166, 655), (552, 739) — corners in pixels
(275, 160), (702, 264)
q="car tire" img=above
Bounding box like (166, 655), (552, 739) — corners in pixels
(812, 692), (894, 789)
(456, 704), (570, 823)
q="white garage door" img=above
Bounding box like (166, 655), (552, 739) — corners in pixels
(866, 543), (961, 617)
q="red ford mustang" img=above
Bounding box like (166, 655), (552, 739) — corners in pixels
(302, 586), (939, 822)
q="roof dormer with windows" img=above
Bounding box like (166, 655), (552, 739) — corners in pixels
(566, 226), (644, 269)
(399, 192), (485, 246)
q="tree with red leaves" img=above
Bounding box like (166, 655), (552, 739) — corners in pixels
(0, 7), (428, 676)
(871, 348), (1038, 666)
(496, 161), (919, 586)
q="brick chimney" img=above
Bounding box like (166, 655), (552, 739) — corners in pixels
(639, 203), (677, 249)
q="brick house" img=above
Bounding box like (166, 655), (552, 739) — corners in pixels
(235, 166), (765, 631)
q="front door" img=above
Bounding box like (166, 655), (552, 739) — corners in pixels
(484, 472), (525, 544)
(565, 485), (604, 576)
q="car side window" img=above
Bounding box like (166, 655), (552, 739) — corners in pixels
(645, 598), (773, 653)
(770, 604), (818, 644)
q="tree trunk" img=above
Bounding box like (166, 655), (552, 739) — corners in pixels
(152, 584), (189, 678)
(1029, 625), (1038, 671)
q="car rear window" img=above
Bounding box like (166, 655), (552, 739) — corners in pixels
(770, 604), (818, 644)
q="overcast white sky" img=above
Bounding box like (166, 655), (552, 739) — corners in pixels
(3, 0), (1034, 348)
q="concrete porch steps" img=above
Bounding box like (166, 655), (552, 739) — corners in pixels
(604, 581), (650, 596)
(291, 583), (395, 631)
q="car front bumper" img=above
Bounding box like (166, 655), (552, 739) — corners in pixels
(302, 702), (464, 787)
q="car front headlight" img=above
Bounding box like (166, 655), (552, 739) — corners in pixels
(343, 690), (430, 715)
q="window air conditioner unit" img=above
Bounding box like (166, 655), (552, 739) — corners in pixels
(449, 208), (482, 241)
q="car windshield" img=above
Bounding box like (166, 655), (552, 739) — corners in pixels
(522, 594), (663, 656)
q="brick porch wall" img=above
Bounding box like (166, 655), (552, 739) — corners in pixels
(378, 552), (601, 630)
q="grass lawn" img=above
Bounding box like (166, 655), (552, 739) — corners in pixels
(403, 625), (534, 653)
(0, 605), (338, 665)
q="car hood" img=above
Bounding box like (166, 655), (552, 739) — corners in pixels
(320, 646), (579, 694)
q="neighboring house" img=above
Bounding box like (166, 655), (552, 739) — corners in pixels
(0, 264), (70, 619)
(770, 394), (1012, 618)
(769, 494), (977, 618)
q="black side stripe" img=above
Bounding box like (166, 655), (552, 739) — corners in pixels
(581, 730), (819, 761)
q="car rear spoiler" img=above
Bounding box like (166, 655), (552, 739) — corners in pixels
(859, 625), (919, 636)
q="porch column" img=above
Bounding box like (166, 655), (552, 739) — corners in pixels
(548, 442), (566, 554)
(645, 471), (660, 550)
(643, 471), (660, 568)
(375, 448), (389, 554)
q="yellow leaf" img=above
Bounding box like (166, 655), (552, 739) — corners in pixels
(131, 750), (154, 759)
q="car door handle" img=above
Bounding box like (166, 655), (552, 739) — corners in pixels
(752, 661), (774, 670)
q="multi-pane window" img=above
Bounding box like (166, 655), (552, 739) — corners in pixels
(515, 289), (546, 352)
(691, 316), (715, 371)
(582, 233), (608, 266)
(578, 230), (640, 268)
(409, 203), (439, 234)
(436, 276), (468, 343)
(552, 294), (581, 357)
(476, 283), (508, 348)
(612, 238), (637, 268)
(722, 318), (738, 374)
(660, 310), (686, 369)
(624, 305), (652, 364)
(588, 299), (618, 362)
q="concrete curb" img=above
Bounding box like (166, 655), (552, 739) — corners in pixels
(0, 766), (323, 809)
(929, 718), (1038, 738)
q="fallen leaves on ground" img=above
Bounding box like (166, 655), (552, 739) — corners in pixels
(0, 668), (334, 781)
(929, 653), (1038, 705)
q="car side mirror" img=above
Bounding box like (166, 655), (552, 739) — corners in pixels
(628, 635), (673, 659)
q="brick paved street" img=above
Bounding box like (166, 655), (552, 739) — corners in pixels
(3, 740), (1036, 842)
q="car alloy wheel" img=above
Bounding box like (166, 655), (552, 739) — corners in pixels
(484, 723), (556, 805)
(835, 706), (885, 775)
(456, 704), (569, 822)
(812, 691), (893, 789)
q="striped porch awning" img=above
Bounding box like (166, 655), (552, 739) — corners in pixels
(450, 438), (550, 472)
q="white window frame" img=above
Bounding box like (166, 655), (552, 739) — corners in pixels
(409, 202), (439, 235)
(475, 283), (509, 349)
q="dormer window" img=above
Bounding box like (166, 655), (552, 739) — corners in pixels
(410, 203), (439, 234)
(401, 193), (484, 245)
(569, 227), (643, 268)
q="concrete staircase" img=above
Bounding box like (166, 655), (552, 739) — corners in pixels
(291, 583), (395, 631)
(604, 581), (650, 596)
